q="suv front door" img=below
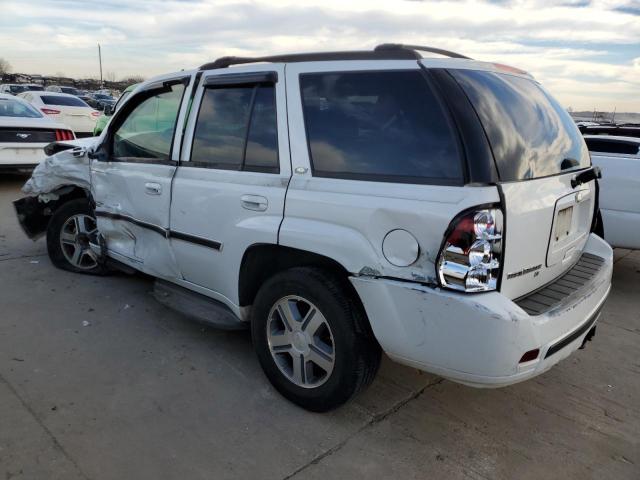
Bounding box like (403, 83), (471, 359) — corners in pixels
(170, 64), (290, 310)
(91, 75), (192, 278)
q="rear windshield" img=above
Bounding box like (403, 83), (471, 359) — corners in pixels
(60, 87), (79, 95)
(585, 138), (640, 156)
(26, 85), (44, 91)
(450, 70), (590, 181)
(41, 95), (89, 107)
(9, 85), (27, 93)
(0, 98), (42, 118)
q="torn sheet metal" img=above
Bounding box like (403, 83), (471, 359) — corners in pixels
(21, 138), (98, 200)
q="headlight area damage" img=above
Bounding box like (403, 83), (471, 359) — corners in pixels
(13, 138), (96, 240)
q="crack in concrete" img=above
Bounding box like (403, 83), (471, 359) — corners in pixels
(0, 372), (91, 480)
(0, 253), (47, 263)
(282, 377), (444, 480)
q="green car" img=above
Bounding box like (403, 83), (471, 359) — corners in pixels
(93, 83), (138, 136)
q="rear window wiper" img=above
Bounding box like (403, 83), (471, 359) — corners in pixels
(571, 166), (601, 188)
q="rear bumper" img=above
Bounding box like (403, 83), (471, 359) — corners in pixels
(350, 233), (613, 387)
(0, 143), (47, 168)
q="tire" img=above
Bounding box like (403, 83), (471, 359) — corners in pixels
(593, 210), (605, 239)
(251, 267), (381, 412)
(46, 198), (108, 275)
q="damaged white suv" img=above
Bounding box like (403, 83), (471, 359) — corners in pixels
(15, 44), (613, 411)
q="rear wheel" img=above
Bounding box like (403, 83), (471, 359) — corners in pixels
(251, 267), (380, 412)
(46, 198), (107, 275)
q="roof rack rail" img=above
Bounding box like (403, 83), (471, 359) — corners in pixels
(200, 49), (420, 70)
(198, 43), (470, 70)
(374, 43), (471, 60)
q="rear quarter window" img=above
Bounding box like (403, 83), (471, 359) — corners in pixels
(450, 70), (590, 181)
(300, 70), (463, 184)
(41, 95), (89, 107)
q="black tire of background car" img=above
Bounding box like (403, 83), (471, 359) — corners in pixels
(46, 198), (109, 275)
(251, 266), (381, 412)
(593, 210), (605, 239)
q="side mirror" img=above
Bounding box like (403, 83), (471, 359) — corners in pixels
(103, 104), (114, 116)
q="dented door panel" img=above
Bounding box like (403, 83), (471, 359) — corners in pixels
(90, 74), (194, 278)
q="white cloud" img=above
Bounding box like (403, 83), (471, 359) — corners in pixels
(1, 0), (639, 110)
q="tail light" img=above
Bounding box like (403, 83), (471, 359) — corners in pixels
(437, 206), (504, 292)
(54, 129), (75, 141)
(91, 110), (101, 117)
(41, 108), (61, 115)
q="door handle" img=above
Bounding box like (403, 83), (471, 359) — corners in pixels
(241, 194), (268, 212)
(145, 182), (162, 195)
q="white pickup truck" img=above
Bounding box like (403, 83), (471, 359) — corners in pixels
(14, 44), (613, 411)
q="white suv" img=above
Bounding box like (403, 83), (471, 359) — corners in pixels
(15, 44), (613, 411)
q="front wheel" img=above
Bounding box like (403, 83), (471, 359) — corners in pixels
(46, 198), (107, 275)
(251, 267), (381, 412)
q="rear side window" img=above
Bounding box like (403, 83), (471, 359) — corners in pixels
(190, 84), (279, 172)
(300, 70), (462, 184)
(585, 138), (639, 156)
(41, 95), (88, 107)
(450, 70), (589, 181)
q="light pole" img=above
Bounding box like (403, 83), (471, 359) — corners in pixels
(98, 43), (103, 88)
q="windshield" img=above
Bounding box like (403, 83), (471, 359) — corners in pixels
(0, 98), (42, 118)
(9, 85), (27, 93)
(26, 85), (44, 91)
(450, 70), (590, 181)
(41, 95), (89, 107)
(94, 94), (114, 100)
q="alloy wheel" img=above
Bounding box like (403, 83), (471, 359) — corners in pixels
(266, 295), (335, 388)
(59, 214), (99, 270)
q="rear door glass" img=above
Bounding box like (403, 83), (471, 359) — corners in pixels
(300, 70), (463, 184)
(450, 70), (590, 181)
(190, 84), (279, 172)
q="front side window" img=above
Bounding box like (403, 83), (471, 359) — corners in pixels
(190, 84), (278, 172)
(112, 82), (186, 161)
(300, 70), (462, 184)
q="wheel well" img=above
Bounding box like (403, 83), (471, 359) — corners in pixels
(14, 186), (90, 239)
(238, 244), (353, 307)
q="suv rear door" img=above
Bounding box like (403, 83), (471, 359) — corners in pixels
(90, 75), (192, 277)
(169, 64), (290, 307)
(444, 67), (595, 299)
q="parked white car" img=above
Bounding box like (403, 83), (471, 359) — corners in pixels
(18, 91), (99, 137)
(14, 44), (612, 411)
(45, 85), (81, 96)
(0, 93), (74, 171)
(0, 84), (45, 95)
(584, 135), (640, 249)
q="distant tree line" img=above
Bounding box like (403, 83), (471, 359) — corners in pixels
(0, 58), (145, 91)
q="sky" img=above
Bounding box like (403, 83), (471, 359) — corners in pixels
(1, 0), (639, 111)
